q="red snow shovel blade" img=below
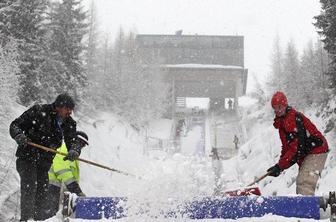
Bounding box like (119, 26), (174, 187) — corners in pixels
(222, 187), (261, 196)
(220, 172), (269, 196)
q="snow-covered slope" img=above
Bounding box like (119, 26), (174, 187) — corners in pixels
(0, 103), (26, 221)
(232, 97), (336, 197)
(2, 98), (336, 221)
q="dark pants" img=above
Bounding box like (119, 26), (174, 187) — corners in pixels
(16, 158), (50, 221)
(46, 184), (61, 217)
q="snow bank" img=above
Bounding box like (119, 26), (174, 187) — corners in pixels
(2, 98), (336, 221)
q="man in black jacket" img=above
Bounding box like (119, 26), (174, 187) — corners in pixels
(9, 93), (81, 221)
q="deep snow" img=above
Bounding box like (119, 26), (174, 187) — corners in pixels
(1, 96), (336, 221)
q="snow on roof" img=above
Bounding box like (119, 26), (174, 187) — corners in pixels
(162, 64), (244, 69)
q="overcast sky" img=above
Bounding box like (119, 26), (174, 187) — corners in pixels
(85, 0), (321, 92)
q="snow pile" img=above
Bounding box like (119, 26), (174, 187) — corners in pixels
(0, 103), (26, 221)
(72, 112), (216, 220)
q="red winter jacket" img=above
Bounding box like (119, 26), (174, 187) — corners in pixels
(273, 107), (328, 170)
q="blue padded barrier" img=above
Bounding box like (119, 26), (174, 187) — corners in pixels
(74, 196), (321, 220)
(182, 196), (320, 220)
(75, 197), (126, 219)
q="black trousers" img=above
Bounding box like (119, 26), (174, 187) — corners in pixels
(16, 158), (50, 221)
(46, 184), (61, 217)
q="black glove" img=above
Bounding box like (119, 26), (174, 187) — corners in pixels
(267, 164), (282, 177)
(66, 181), (84, 196)
(14, 134), (29, 147)
(63, 150), (79, 161)
(78, 192), (86, 197)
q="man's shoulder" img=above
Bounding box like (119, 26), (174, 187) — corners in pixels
(283, 108), (298, 131)
(28, 103), (56, 116)
(29, 103), (52, 111)
(287, 108), (308, 122)
(23, 104), (45, 115)
(286, 107), (298, 117)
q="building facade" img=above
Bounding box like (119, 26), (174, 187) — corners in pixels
(135, 34), (248, 113)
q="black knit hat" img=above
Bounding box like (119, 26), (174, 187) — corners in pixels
(54, 93), (75, 109)
(76, 131), (89, 146)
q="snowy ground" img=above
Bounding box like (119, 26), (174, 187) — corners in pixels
(1, 96), (336, 221)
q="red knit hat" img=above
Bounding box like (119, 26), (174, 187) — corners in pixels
(271, 91), (288, 108)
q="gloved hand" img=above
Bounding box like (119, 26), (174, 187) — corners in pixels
(14, 134), (30, 147)
(67, 181), (84, 196)
(63, 150), (79, 161)
(78, 192), (86, 197)
(267, 164), (282, 177)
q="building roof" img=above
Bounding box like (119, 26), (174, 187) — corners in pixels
(162, 64), (244, 69)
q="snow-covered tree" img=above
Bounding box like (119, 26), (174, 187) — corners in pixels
(314, 0), (336, 91)
(38, 45), (68, 103)
(85, 33), (117, 112)
(299, 40), (329, 106)
(80, 0), (102, 113)
(117, 31), (169, 127)
(0, 38), (21, 222)
(91, 31), (122, 111)
(85, 0), (99, 78)
(267, 33), (283, 93)
(119, 63), (169, 127)
(47, 0), (88, 103)
(0, 39), (19, 109)
(0, 0), (48, 106)
(83, 27), (169, 125)
(299, 40), (316, 105)
(250, 73), (267, 108)
(267, 35), (329, 108)
(281, 40), (301, 106)
(0, 0), (14, 44)
(314, 40), (329, 92)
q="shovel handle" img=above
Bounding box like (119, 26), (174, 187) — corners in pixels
(246, 172), (271, 187)
(27, 142), (139, 178)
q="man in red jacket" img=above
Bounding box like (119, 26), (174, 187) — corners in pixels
(267, 91), (329, 195)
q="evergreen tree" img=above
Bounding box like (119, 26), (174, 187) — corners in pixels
(0, 38), (20, 222)
(315, 40), (329, 91)
(0, 0), (14, 44)
(299, 40), (329, 106)
(314, 0), (336, 90)
(47, 0), (88, 102)
(85, 27), (169, 125)
(82, 0), (101, 112)
(250, 73), (267, 108)
(267, 35), (329, 107)
(95, 35), (115, 109)
(110, 28), (126, 109)
(267, 33), (284, 93)
(119, 31), (169, 127)
(114, 27), (125, 88)
(300, 41), (318, 106)
(282, 39), (301, 106)
(0, 39), (19, 108)
(0, 0), (48, 105)
(86, 0), (99, 78)
(87, 32), (118, 111)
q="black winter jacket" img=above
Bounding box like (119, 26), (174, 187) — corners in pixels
(9, 103), (78, 169)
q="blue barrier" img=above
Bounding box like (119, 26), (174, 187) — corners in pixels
(74, 196), (321, 220)
(75, 197), (126, 219)
(183, 196), (320, 219)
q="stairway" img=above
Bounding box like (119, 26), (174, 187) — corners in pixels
(209, 112), (240, 159)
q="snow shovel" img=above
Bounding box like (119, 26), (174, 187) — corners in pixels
(28, 142), (141, 179)
(218, 172), (270, 197)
